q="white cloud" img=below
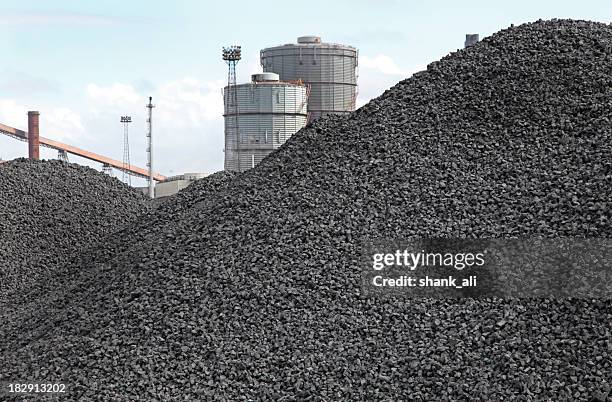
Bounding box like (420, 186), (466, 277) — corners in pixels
(361, 54), (408, 76)
(43, 107), (85, 142)
(87, 83), (142, 107)
(86, 78), (225, 124)
(0, 99), (32, 159)
(0, 99), (28, 128)
(357, 53), (426, 108)
(156, 78), (225, 125)
(0, 99), (87, 142)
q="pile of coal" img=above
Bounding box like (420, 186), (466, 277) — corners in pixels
(0, 159), (151, 306)
(1, 19), (611, 401)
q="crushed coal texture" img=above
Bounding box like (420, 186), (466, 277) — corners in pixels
(2, 19), (612, 401)
(0, 159), (151, 307)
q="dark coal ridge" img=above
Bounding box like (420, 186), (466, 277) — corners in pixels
(2, 19), (612, 401)
(0, 159), (151, 307)
(0, 169), (236, 349)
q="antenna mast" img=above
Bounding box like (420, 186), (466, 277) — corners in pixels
(146, 97), (155, 198)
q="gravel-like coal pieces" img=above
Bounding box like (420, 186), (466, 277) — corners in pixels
(0, 159), (151, 306)
(1, 19), (611, 401)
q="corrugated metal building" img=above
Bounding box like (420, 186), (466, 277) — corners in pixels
(260, 36), (358, 121)
(223, 73), (308, 172)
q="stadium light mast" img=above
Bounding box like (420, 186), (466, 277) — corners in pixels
(222, 45), (241, 171)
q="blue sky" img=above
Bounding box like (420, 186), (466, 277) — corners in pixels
(1, 0), (611, 184)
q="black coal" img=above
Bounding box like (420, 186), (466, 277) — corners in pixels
(0, 159), (151, 307)
(1, 19), (611, 401)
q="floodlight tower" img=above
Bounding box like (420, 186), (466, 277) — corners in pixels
(120, 115), (132, 186)
(146, 97), (155, 198)
(223, 45), (241, 85)
(222, 45), (241, 171)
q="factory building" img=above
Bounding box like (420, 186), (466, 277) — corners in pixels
(223, 73), (308, 172)
(260, 36), (358, 121)
(153, 173), (208, 198)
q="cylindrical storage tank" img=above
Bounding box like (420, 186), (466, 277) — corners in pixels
(260, 36), (358, 121)
(223, 74), (308, 172)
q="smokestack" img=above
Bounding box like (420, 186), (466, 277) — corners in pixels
(27, 111), (40, 160)
(464, 34), (479, 48)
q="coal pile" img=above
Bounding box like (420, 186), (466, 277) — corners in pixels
(2, 19), (612, 400)
(0, 159), (151, 306)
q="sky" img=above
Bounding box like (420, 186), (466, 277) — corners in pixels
(1, 0), (611, 185)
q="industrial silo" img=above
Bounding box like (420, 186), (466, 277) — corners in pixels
(223, 72), (308, 172)
(260, 36), (358, 121)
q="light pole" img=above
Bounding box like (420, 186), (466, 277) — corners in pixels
(146, 98), (155, 198)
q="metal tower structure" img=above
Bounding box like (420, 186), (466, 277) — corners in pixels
(222, 45), (241, 171)
(146, 97), (155, 198)
(57, 149), (69, 162)
(102, 163), (113, 176)
(120, 115), (132, 186)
